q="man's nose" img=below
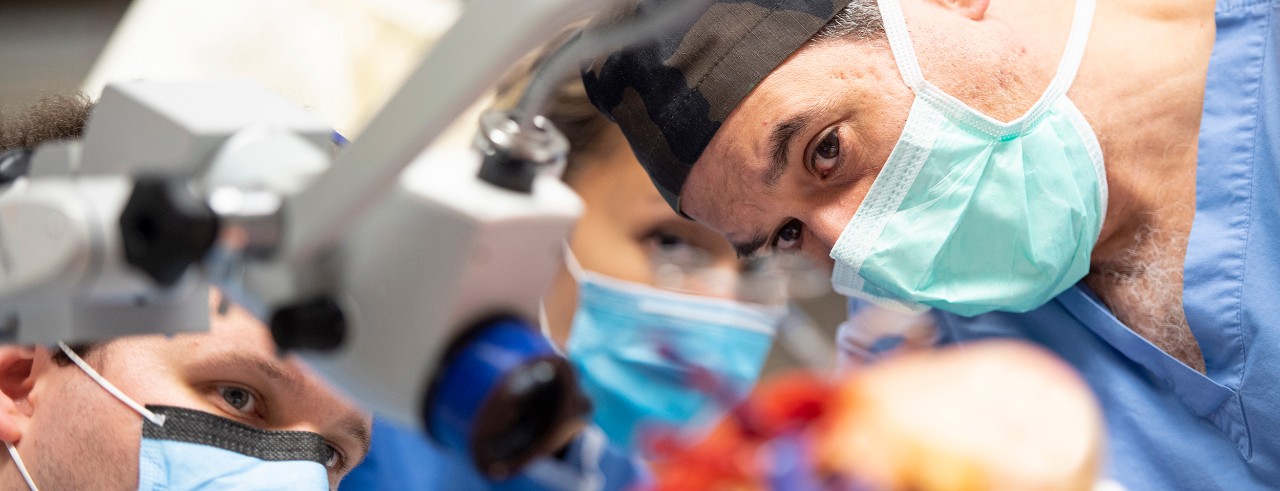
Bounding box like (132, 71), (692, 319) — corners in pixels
(804, 250), (836, 277)
(807, 207), (851, 261)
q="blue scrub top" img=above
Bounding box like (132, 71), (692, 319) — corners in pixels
(840, 1), (1279, 488)
(342, 418), (646, 490)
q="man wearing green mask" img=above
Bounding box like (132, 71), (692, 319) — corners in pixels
(583, 0), (1279, 488)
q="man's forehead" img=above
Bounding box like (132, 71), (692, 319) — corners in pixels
(685, 140), (749, 221)
(582, 0), (855, 211)
(684, 142), (772, 249)
(683, 76), (825, 228)
(698, 56), (836, 163)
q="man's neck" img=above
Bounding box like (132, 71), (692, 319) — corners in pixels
(1069, 0), (1213, 372)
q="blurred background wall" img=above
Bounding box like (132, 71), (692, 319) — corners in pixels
(0, 0), (132, 110)
(1, 0), (461, 137)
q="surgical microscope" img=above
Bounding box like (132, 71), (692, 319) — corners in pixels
(0, 0), (713, 481)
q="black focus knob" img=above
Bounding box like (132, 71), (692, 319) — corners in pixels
(119, 177), (219, 286)
(269, 297), (348, 352)
(0, 148), (32, 185)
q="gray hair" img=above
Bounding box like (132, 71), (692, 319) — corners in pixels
(810, 0), (884, 43)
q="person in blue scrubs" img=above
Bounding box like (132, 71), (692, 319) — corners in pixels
(581, 0), (1280, 488)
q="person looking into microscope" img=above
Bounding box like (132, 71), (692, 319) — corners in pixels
(0, 95), (372, 490)
(0, 293), (373, 491)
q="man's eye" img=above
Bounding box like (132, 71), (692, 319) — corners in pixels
(810, 129), (841, 179)
(772, 219), (804, 251)
(218, 385), (258, 414)
(324, 443), (344, 470)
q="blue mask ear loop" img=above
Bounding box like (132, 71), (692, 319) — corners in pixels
(534, 243), (583, 356)
(536, 303), (563, 355)
(561, 243), (590, 283)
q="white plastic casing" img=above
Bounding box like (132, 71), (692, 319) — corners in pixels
(301, 149), (582, 427)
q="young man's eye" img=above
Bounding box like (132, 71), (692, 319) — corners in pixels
(324, 443), (345, 470)
(218, 385), (259, 415)
(810, 128), (841, 179)
(771, 219), (804, 252)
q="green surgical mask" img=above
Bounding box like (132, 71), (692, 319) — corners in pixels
(830, 0), (1107, 317)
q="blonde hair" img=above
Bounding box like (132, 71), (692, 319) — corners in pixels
(493, 27), (617, 183)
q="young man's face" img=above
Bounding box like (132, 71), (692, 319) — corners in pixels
(0, 293), (372, 490)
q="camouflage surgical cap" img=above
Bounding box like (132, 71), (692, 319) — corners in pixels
(582, 0), (853, 214)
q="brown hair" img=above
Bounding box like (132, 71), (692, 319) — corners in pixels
(0, 93), (95, 152)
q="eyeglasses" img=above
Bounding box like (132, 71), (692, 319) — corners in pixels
(648, 248), (830, 304)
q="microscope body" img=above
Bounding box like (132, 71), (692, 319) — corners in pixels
(0, 81), (330, 345)
(308, 147), (582, 430)
(0, 79), (588, 477)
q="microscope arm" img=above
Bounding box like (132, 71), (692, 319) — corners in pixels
(283, 0), (609, 265)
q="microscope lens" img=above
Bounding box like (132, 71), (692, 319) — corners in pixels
(423, 317), (591, 479)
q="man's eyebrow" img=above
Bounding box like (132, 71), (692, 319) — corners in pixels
(765, 113), (816, 188)
(732, 234), (769, 259)
(193, 351), (305, 394)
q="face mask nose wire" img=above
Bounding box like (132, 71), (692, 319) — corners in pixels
(56, 342), (167, 427)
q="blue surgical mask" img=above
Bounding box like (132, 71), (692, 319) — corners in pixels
(5, 343), (331, 491)
(562, 250), (779, 449)
(829, 0), (1107, 317)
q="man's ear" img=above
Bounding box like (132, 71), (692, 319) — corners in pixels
(0, 346), (40, 444)
(930, 0), (991, 20)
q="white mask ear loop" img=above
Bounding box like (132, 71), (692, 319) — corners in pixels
(6, 441), (39, 491)
(56, 342), (166, 427)
(537, 243), (586, 355)
(536, 302), (565, 356)
(561, 243), (589, 283)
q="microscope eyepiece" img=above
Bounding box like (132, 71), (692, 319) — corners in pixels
(474, 110), (569, 194)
